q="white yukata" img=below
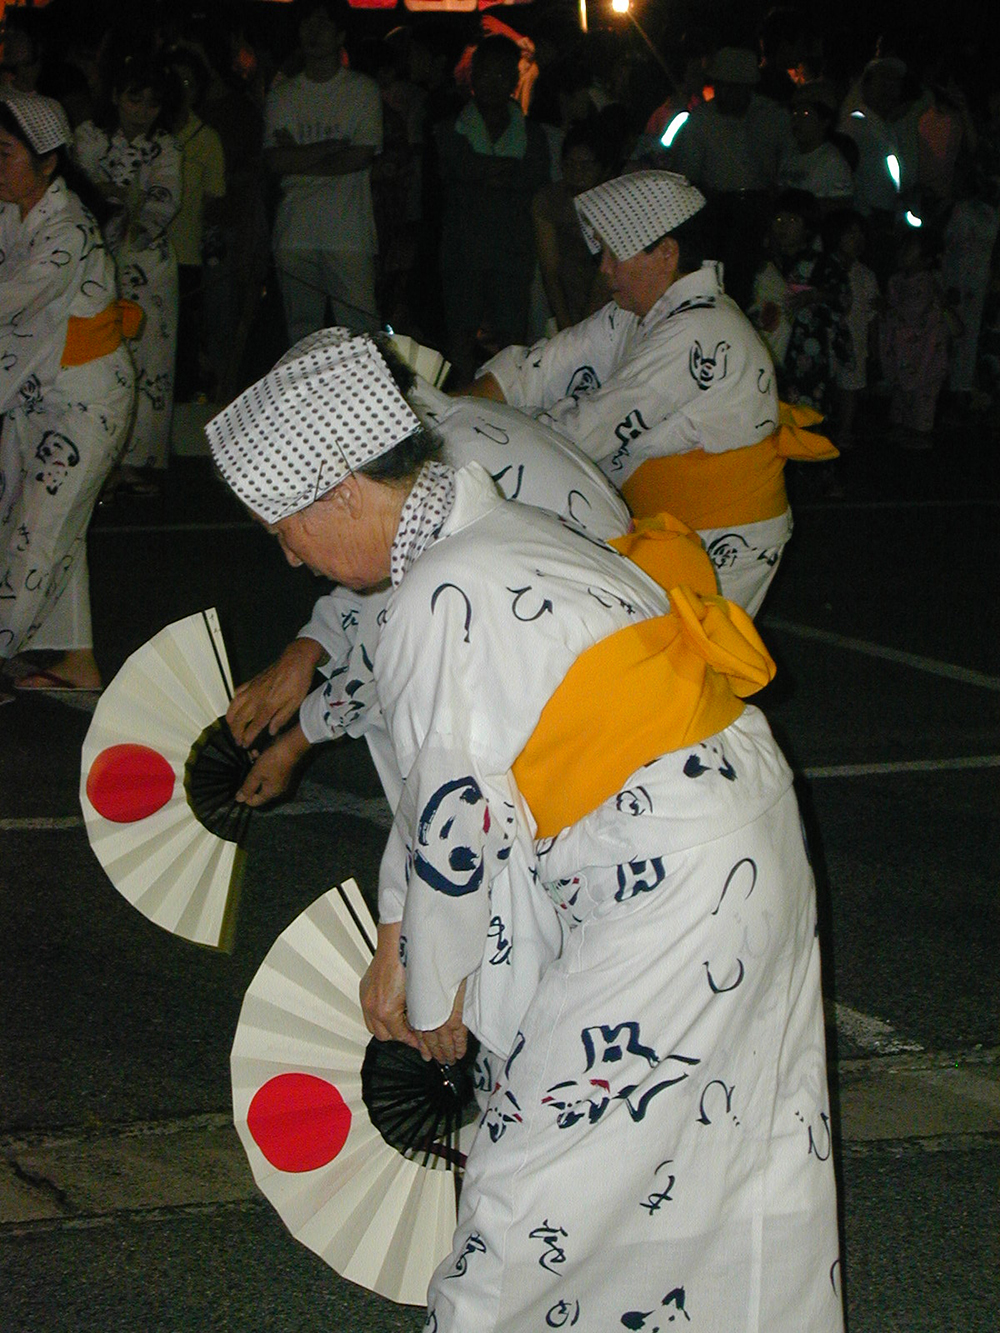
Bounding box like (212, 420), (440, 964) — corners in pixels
(74, 122), (180, 470)
(296, 378), (636, 803)
(482, 263), (793, 617)
(0, 180), (135, 660)
(372, 462), (842, 1332)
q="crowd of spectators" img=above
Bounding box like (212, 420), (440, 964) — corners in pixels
(3, 0), (998, 462)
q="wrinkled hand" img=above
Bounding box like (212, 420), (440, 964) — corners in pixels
(413, 980), (468, 1066)
(235, 723), (311, 806)
(227, 638), (325, 747)
(360, 923), (421, 1051)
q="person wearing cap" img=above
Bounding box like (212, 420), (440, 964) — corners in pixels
(209, 329), (843, 1333)
(472, 170), (836, 616)
(0, 89), (136, 697)
(779, 84), (854, 207)
(669, 46), (794, 306)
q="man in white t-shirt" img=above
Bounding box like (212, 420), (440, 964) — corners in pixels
(264, 0), (382, 342)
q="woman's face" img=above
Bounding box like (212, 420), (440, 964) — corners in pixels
(264, 479), (395, 590)
(116, 85), (162, 140)
(0, 126), (52, 217)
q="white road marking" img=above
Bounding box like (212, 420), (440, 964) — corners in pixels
(804, 755), (1000, 779)
(831, 1002), (924, 1053)
(762, 616), (1000, 690)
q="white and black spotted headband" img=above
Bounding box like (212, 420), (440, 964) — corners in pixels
(575, 170), (706, 261)
(206, 332), (421, 524)
(0, 88), (71, 155)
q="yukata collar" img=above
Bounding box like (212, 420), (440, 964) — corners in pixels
(455, 98), (527, 159)
(638, 261), (724, 332)
(390, 460), (457, 588)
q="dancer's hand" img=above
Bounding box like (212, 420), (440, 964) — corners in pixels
(414, 981), (469, 1066)
(360, 923), (421, 1051)
(227, 637), (326, 746)
(235, 724), (311, 806)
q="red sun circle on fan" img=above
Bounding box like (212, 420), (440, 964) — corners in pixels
(86, 744), (176, 822)
(247, 1073), (352, 1173)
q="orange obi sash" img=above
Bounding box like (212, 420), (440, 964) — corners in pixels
(621, 403), (839, 528)
(608, 510), (718, 598)
(61, 300), (144, 368)
(512, 586), (776, 838)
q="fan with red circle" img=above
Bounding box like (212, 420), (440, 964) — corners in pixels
(80, 608), (254, 951)
(231, 877), (479, 1306)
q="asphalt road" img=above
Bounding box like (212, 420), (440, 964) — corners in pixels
(1, 409), (997, 1332)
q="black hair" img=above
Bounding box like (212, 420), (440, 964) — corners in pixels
(643, 210), (712, 275)
(820, 207), (863, 254)
(471, 35), (521, 86)
(772, 188), (818, 233)
(103, 55), (178, 137)
(167, 47), (211, 111)
(359, 333), (441, 484)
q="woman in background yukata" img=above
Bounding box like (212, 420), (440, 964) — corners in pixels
(0, 90), (134, 696)
(74, 56), (180, 496)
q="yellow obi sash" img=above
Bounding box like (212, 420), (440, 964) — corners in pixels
(61, 300), (144, 368)
(608, 510), (718, 598)
(512, 586), (776, 839)
(621, 403), (839, 528)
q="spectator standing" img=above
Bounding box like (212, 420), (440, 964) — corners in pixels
(263, 0), (382, 343)
(824, 209), (879, 449)
(879, 229), (951, 449)
(74, 56), (181, 494)
(671, 46), (793, 307)
(435, 35), (550, 385)
(779, 83), (854, 208)
(532, 122), (610, 333)
(167, 47), (226, 402)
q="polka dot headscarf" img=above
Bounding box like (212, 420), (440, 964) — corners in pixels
(0, 88), (71, 155)
(574, 170), (706, 261)
(206, 332), (421, 524)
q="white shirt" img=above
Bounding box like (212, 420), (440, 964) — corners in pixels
(264, 68), (382, 253)
(778, 140), (854, 200)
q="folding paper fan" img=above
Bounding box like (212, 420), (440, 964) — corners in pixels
(387, 333), (452, 389)
(80, 608), (254, 951)
(231, 878), (479, 1306)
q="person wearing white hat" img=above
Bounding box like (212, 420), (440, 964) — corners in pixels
(210, 328), (842, 1333)
(219, 329), (639, 806)
(472, 170), (837, 616)
(0, 89), (135, 697)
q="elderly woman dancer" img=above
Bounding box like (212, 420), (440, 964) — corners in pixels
(208, 332), (843, 1332)
(0, 90), (135, 696)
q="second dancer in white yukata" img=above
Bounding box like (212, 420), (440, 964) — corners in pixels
(474, 170), (838, 615)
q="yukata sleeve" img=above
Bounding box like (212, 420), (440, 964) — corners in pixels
(298, 587), (365, 674)
(0, 212), (85, 416)
(71, 122), (107, 184)
(376, 588), (516, 1033)
(480, 303), (623, 413)
(134, 136), (182, 243)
